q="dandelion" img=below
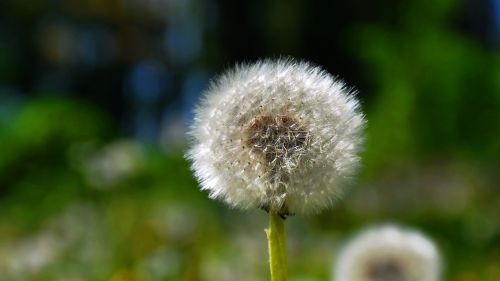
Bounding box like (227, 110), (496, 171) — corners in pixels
(334, 225), (441, 281)
(188, 59), (364, 216)
(187, 58), (364, 281)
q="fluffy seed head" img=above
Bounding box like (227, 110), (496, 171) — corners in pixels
(187, 59), (365, 215)
(334, 225), (441, 281)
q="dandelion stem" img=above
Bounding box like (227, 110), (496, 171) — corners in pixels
(266, 212), (288, 281)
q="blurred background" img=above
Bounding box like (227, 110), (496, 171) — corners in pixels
(0, 0), (499, 280)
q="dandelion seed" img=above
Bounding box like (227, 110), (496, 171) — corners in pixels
(334, 225), (441, 281)
(187, 59), (364, 216)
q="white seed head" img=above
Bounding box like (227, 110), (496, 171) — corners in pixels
(187, 59), (365, 215)
(334, 225), (441, 281)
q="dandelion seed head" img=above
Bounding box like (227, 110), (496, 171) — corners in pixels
(335, 225), (441, 281)
(187, 58), (365, 215)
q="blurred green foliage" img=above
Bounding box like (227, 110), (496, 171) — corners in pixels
(350, 0), (500, 177)
(0, 98), (109, 224)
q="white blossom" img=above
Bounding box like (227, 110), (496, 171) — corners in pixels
(334, 225), (441, 281)
(187, 59), (364, 215)
(83, 140), (144, 188)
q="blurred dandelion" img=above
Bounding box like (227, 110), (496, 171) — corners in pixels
(0, 203), (109, 280)
(0, 231), (62, 278)
(334, 225), (441, 281)
(82, 139), (144, 188)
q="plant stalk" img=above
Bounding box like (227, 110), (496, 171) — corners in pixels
(266, 212), (288, 281)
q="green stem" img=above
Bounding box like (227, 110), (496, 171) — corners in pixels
(266, 212), (288, 281)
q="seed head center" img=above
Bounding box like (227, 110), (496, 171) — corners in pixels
(244, 115), (309, 164)
(366, 259), (406, 281)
